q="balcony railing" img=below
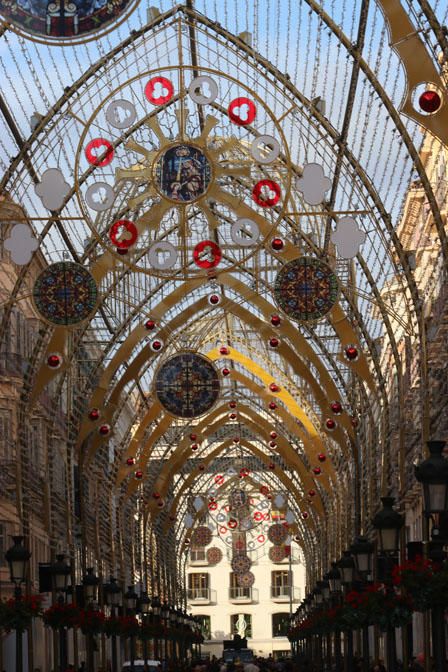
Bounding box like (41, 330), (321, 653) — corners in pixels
(229, 586), (258, 603)
(270, 585), (300, 602)
(187, 588), (216, 604)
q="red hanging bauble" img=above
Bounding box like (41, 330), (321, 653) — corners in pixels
(270, 431), (277, 439)
(88, 408), (100, 421)
(152, 492), (161, 499)
(228, 518), (238, 529)
(191, 444), (199, 451)
(419, 90), (441, 113)
(325, 418), (337, 431)
(47, 353), (62, 368)
(269, 337), (279, 348)
(301, 512), (309, 519)
(269, 441), (277, 449)
(271, 314), (281, 326)
(313, 466), (322, 476)
(157, 499), (165, 508)
(135, 470), (143, 479)
(317, 453), (326, 462)
(229, 413), (237, 420)
(271, 238), (284, 251)
(233, 437), (240, 444)
(269, 401), (277, 410)
(126, 457), (135, 466)
(269, 382), (280, 393)
(268, 462), (276, 470)
(229, 401), (237, 409)
(209, 294), (221, 305)
(219, 346), (230, 355)
(351, 417), (359, 428)
(344, 345), (359, 361)
(190, 433), (197, 441)
(145, 319), (156, 330)
(308, 489), (316, 497)
(330, 401), (343, 415)
(260, 485), (269, 495)
(99, 424), (110, 436)
(198, 464), (205, 471)
(222, 368), (230, 376)
(151, 340), (163, 351)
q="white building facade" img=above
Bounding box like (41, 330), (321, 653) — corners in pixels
(186, 538), (306, 659)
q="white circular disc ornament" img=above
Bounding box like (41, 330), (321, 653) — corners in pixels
(250, 135), (280, 164)
(188, 76), (219, 105)
(85, 182), (116, 212)
(148, 242), (178, 269)
(106, 99), (137, 130)
(231, 218), (260, 247)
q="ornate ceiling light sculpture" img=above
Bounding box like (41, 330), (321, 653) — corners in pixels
(74, 67), (292, 280)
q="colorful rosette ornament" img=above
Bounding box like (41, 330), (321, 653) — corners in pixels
(267, 523), (288, 546)
(231, 554), (252, 574)
(191, 526), (213, 547)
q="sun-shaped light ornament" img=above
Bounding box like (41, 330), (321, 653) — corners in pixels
(75, 67), (293, 279)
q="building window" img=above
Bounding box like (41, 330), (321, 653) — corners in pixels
(271, 570), (291, 597)
(196, 614), (211, 639)
(272, 613), (289, 637)
(229, 572), (251, 599)
(188, 572), (209, 599)
(230, 613), (252, 638)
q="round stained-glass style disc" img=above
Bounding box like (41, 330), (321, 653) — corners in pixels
(154, 144), (212, 203)
(231, 554), (252, 574)
(269, 545), (287, 562)
(0, 0), (139, 43)
(274, 257), (339, 322)
(206, 547), (223, 564)
(33, 262), (98, 327)
(154, 352), (221, 418)
(237, 571), (255, 588)
(191, 526), (213, 547)
(267, 523), (289, 546)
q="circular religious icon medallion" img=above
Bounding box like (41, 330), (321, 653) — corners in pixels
(229, 489), (247, 510)
(33, 262), (98, 327)
(231, 554), (252, 574)
(0, 0), (139, 44)
(154, 144), (212, 203)
(154, 352), (221, 418)
(206, 547), (223, 565)
(274, 257), (339, 322)
(237, 571), (255, 588)
(269, 545), (287, 562)
(267, 523), (289, 546)
(191, 526), (213, 547)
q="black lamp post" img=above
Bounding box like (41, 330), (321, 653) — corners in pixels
(82, 568), (99, 672)
(5, 536), (31, 672)
(372, 497), (404, 672)
(338, 550), (355, 586)
(151, 595), (161, 660)
(415, 441), (448, 671)
(350, 536), (374, 579)
(139, 591), (151, 670)
(51, 554), (71, 672)
(124, 586), (138, 672)
(169, 605), (177, 662)
(104, 577), (122, 672)
(161, 601), (170, 663)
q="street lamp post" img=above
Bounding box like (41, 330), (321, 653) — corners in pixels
(415, 440), (448, 672)
(139, 592), (151, 671)
(104, 577), (122, 672)
(5, 536), (31, 672)
(350, 537), (374, 672)
(328, 563), (343, 672)
(51, 554), (71, 672)
(82, 567), (99, 672)
(338, 551), (355, 672)
(151, 596), (161, 661)
(372, 497), (404, 672)
(161, 601), (169, 664)
(124, 586), (138, 672)
(169, 606), (177, 662)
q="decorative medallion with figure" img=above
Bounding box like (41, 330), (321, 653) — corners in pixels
(74, 66), (293, 280)
(206, 547), (222, 565)
(274, 257), (339, 322)
(33, 261), (98, 326)
(0, 0), (139, 44)
(231, 554), (252, 574)
(154, 352), (220, 418)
